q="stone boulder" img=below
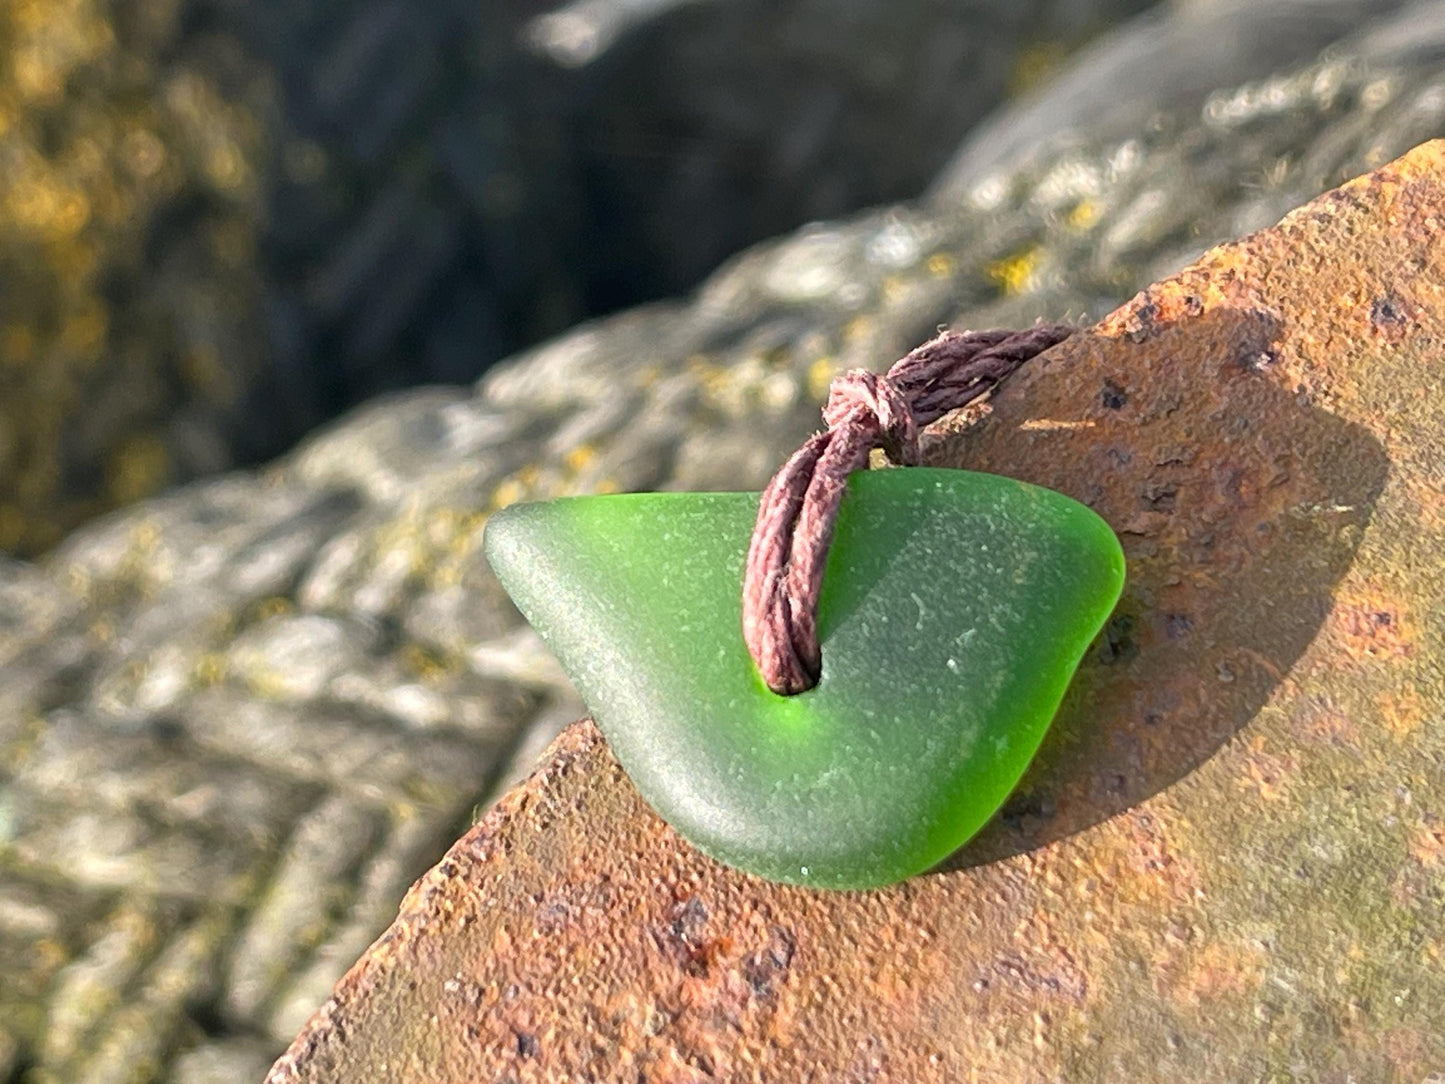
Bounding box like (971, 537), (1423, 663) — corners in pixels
(932, 0), (1433, 193)
(270, 143), (1445, 1081)
(0, 0), (1154, 555)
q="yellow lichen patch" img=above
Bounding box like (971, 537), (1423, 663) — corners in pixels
(30, 935), (71, 976)
(694, 354), (780, 418)
(986, 246), (1043, 296)
(243, 669), (291, 702)
(806, 355), (839, 400)
(426, 562), (462, 590)
(926, 252), (956, 278)
(251, 596), (292, 621)
(426, 510), (491, 591)
(439, 509), (488, 556)
(880, 275), (911, 304)
(563, 444), (597, 474)
(490, 469), (536, 511)
(684, 356), (734, 407)
(1067, 200), (1100, 230)
(402, 642), (452, 682)
(683, 353), (720, 385)
(192, 653), (226, 686)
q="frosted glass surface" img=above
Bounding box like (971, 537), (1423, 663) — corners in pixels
(485, 469), (1125, 889)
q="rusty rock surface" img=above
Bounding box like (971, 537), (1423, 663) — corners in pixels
(270, 143), (1445, 1081)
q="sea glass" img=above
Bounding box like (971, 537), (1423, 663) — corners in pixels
(484, 469), (1125, 889)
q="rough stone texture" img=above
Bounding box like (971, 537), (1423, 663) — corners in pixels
(5, 11), (1445, 1080)
(0, 0), (1153, 556)
(932, 0), (1429, 194)
(269, 143), (1445, 1082)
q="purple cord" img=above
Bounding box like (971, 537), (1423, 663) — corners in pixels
(742, 324), (1076, 695)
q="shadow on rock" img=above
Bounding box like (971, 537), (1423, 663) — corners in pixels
(935, 303), (1389, 872)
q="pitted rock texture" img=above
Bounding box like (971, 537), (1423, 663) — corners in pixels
(5, 17), (1445, 1082)
(270, 142), (1445, 1082)
(0, 0), (1155, 556)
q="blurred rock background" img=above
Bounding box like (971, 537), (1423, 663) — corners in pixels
(2, 0), (1445, 1080)
(0, 0), (1157, 555)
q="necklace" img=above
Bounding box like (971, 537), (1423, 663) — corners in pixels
(485, 326), (1124, 888)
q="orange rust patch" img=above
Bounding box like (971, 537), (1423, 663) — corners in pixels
(1235, 734), (1300, 804)
(1168, 939), (1267, 1011)
(1073, 808), (1199, 911)
(1328, 589), (1415, 662)
(1377, 683), (1428, 741)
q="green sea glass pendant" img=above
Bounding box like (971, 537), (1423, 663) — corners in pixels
(484, 469), (1124, 890)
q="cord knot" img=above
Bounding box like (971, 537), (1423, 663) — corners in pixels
(823, 369), (920, 465)
(742, 324), (1077, 695)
